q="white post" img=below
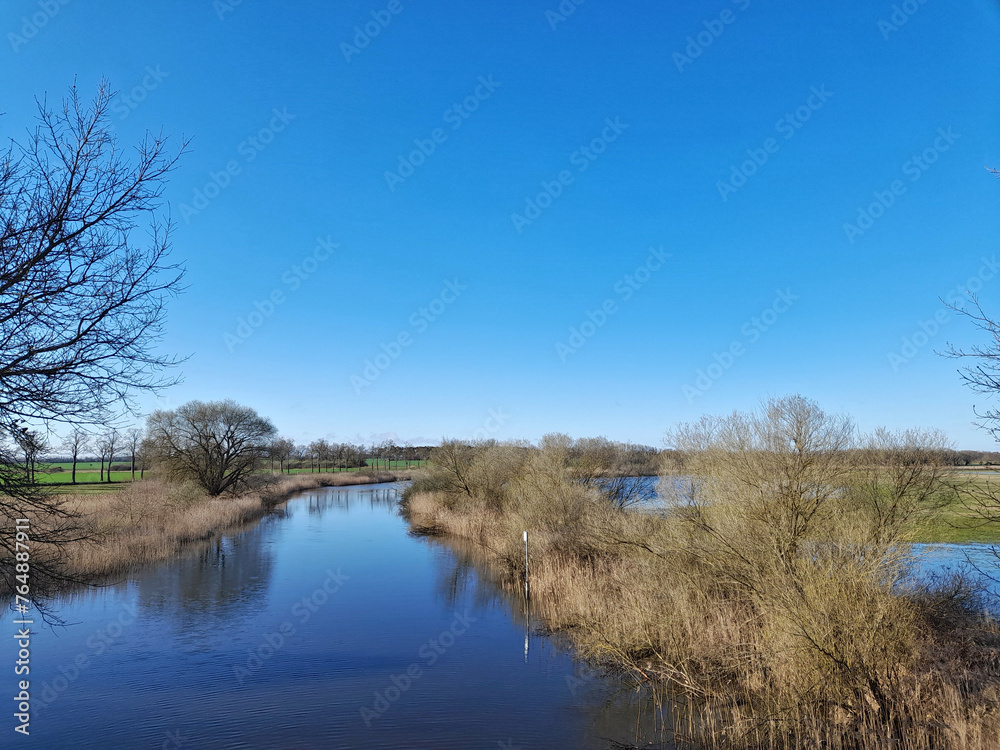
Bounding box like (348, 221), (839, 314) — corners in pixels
(523, 530), (529, 600)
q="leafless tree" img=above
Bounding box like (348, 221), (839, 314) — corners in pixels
(308, 439), (331, 473)
(0, 81), (185, 598)
(61, 428), (90, 484)
(14, 428), (47, 484)
(124, 427), (142, 479)
(269, 437), (294, 474)
(0, 81), (185, 430)
(943, 294), (1000, 529)
(144, 400), (276, 495)
(97, 428), (119, 483)
(944, 294), (1000, 437)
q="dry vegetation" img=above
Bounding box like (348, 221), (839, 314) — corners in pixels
(27, 469), (414, 586)
(402, 398), (1000, 749)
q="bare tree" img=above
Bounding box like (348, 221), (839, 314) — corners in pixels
(0, 81), (184, 599)
(61, 428), (90, 484)
(269, 437), (294, 474)
(97, 429), (119, 483)
(124, 427), (142, 480)
(662, 396), (951, 722)
(14, 428), (47, 484)
(944, 294), (1000, 436)
(943, 294), (1000, 547)
(0, 81), (184, 430)
(308, 439), (331, 473)
(144, 400), (276, 496)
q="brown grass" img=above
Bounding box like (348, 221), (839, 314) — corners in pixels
(402, 431), (1000, 750)
(52, 469), (415, 582)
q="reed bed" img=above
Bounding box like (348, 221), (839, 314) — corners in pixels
(49, 469), (415, 582)
(401, 430), (1000, 750)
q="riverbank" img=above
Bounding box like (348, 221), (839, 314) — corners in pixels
(405, 489), (1000, 749)
(401, 435), (1000, 750)
(54, 470), (417, 583)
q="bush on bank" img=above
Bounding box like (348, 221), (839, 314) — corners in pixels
(402, 396), (1000, 749)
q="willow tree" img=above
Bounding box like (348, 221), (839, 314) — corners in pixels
(144, 400), (276, 496)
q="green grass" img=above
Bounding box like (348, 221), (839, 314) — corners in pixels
(280, 460), (428, 475)
(37, 470), (133, 484)
(43, 461), (107, 471)
(911, 474), (1000, 544)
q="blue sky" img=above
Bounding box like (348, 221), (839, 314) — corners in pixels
(4, 0), (1000, 448)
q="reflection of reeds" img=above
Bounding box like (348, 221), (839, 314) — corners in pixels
(51, 470), (416, 583)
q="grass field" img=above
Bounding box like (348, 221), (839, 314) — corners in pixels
(911, 472), (1000, 543)
(33, 459), (430, 494)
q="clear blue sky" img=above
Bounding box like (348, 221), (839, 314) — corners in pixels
(4, 0), (1000, 448)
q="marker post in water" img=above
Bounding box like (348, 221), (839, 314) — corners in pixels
(523, 530), (529, 600)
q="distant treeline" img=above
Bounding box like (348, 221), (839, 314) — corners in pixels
(41, 441), (437, 474)
(40, 445), (1000, 472)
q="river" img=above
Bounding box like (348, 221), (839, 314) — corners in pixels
(2, 483), (667, 749)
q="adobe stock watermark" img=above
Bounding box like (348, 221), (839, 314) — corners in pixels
(683, 289), (798, 401)
(179, 107), (296, 223)
(385, 75), (501, 192)
(33, 603), (138, 716)
(888, 255), (999, 372)
(233, 568), (349, 685)
(510, 117), (628, 234)
(716, 85), (833, 201)
(673, 0), (751, 73)
(360, 610), (477, 727)
(842, 127), (959, 244)
(556, 245), (670, 362)
(565, 664), (602, 696)
(213, 0), (244, 21)
(7, 0), (71, 53)
(224, 236), (338, 353)
(111, 65), (169, 121)
(546, 0), (587, 30)
(159, 729), (189, 750)
(341, 0), (411, 63)
(878, 0), (930, 40)
(471, 408), (511, 441)
(351, 279), (467, 394)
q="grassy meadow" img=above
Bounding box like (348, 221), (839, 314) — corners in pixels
(34, 458), (428, 493)
(912, 473), (1000, 543)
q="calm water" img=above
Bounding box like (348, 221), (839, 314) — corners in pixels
(3, 484), (668, 749)
(913, 542), (1000, 602)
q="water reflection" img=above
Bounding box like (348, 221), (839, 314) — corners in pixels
(302, 485), (401, 515)
(420, 533), (674, 748)
(3, 482), (679, 749)
(130, 518), (277, 622)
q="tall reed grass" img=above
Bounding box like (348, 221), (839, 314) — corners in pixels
(402, 399), (1000, 749)
(44, 469), (414, 584)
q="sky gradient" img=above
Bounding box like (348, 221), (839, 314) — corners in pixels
(4, 0), (1000, 448)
